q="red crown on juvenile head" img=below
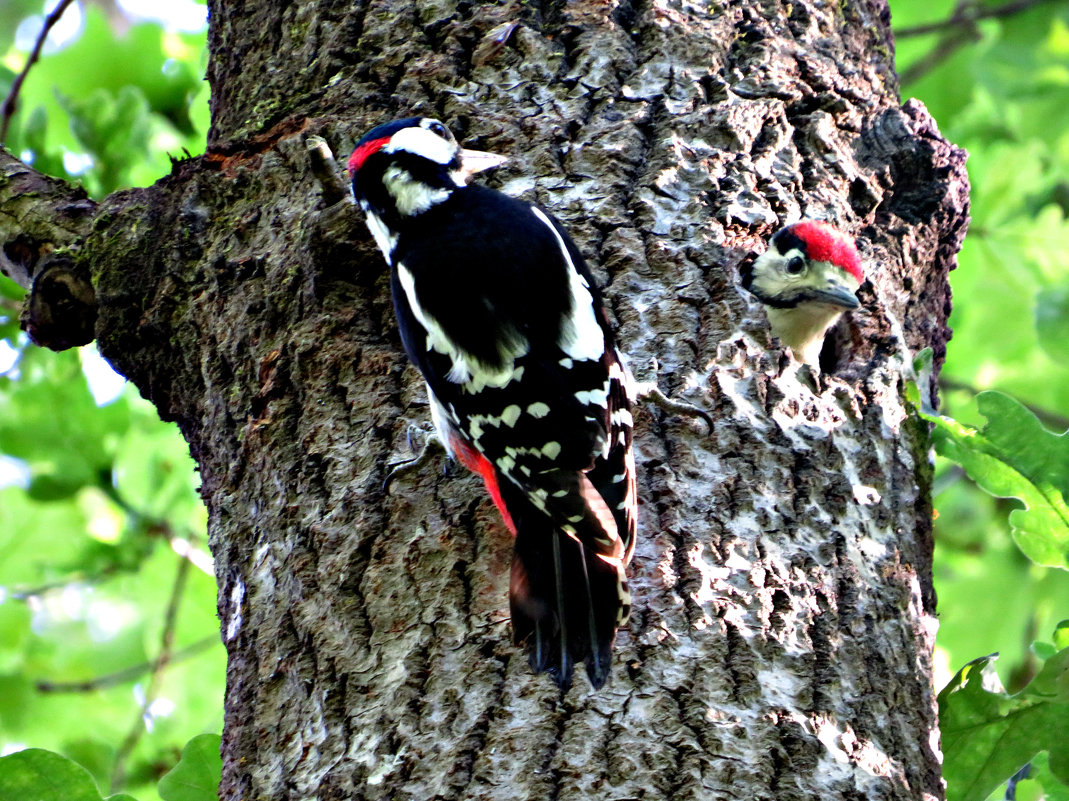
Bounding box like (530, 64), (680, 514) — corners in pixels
(789, 220), (864, 284)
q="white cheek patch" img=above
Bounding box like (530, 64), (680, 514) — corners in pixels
(750, 250), (792, 296)
(529, 208), (605, 363)
(382, 166), (450, 216)
(386, 127), (455, 165)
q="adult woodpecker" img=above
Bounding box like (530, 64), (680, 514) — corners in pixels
(739, 220), (863, 366)
(348, 117), (637, 690)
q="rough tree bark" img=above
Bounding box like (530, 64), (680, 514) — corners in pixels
(0, 0), (969, 798)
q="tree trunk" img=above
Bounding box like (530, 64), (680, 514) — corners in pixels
(0, 0), (969, 798)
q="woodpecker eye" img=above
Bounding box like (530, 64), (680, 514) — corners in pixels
(786, 256), (806, 275)
(426, 120), (450, 139)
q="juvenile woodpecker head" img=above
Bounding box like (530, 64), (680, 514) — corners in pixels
(348, 117), (507, 224)
(740, 220), (863, 366)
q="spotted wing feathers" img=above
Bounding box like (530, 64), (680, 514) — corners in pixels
(390, 187), (637, 689)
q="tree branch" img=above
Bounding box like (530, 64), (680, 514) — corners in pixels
(110, 548), (192, 793)
(7, 565), (122, 600)
(0, 149), (95, 290)
(899, 26), (982, 84)
(0, 0), (80, 144)
(305, 135), (348, 207)
(895, 0), (1055, 38)
(896, 0), (1057, 83)
(35, 637), (218, 693)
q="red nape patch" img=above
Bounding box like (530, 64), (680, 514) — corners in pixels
(450, 436), (518, 536)
(791, 220), (864, 283)
(348, 137), (388, 175)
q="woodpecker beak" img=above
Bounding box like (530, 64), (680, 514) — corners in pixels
(803, 272), (861, 309)
(804, 285), (860, 309)
(458, 149), (509, 179)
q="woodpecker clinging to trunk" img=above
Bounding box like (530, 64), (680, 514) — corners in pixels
(739, 220), (863, 366)
(348, 117), (637, 690)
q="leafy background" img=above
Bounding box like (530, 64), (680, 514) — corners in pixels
(0, 1), (1066, 800)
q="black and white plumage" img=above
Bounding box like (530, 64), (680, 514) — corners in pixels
(348, 117), (637, 689)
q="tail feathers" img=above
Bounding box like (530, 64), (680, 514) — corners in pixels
(509, 512), (627, 690)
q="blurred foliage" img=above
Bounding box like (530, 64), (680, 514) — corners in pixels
(0, 3), (217, 800)
(2, 4), (208, 197)
(894, 0), (1069, 797)
(0, 0), (1066, 799)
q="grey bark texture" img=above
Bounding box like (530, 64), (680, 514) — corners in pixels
(0, 0), (970, 799)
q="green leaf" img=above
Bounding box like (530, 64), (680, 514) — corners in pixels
(0, 273), (23, 303)
(112, 404), (201, 527)
(0, 674), (33, 730)
(16, 105), (68, 181)
(156, 735), (221, 801)
(912, 346), (934, 376)
(56, 86), (153, 195)
(939, 647), (1069, 801)
(1037, 284), (1069, 366)
(0, 601), (31, 672)
(925, 391), (1069, 568)
(0, 748), (123, 801)
(1056, 620), (1069, 651)
(21, 9), (203, 135)
(0, 487), (88, 585)
(1011, 751), (1069, 801)
(0, 348), (130, 499)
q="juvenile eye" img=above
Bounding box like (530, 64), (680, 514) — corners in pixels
(786, 256), (806, 275)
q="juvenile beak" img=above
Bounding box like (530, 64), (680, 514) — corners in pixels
(806, 285), (860, 309)
(802, 265), (861, 309)
(458, 148), (509, 179)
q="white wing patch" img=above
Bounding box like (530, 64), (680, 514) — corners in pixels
(575, 386), (609, 407)
(397, 262), (528, 392)
(609, 359), (638, 402)
(527, 402), (550, 418)
(427, 386), (456, 457)
(530, 207), (605, 363)
(361, 204), (398, 261)
(499, 404), (522, 428)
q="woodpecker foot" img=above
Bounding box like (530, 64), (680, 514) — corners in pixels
(383, 426), (445, 491)
(633, 382), (713, 432)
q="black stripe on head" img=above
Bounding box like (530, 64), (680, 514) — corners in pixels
(771, 225), (807, 258)
(750, 286), (811, 309)
(390, 149), (463, 185)
(737, 252), (757, 290)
